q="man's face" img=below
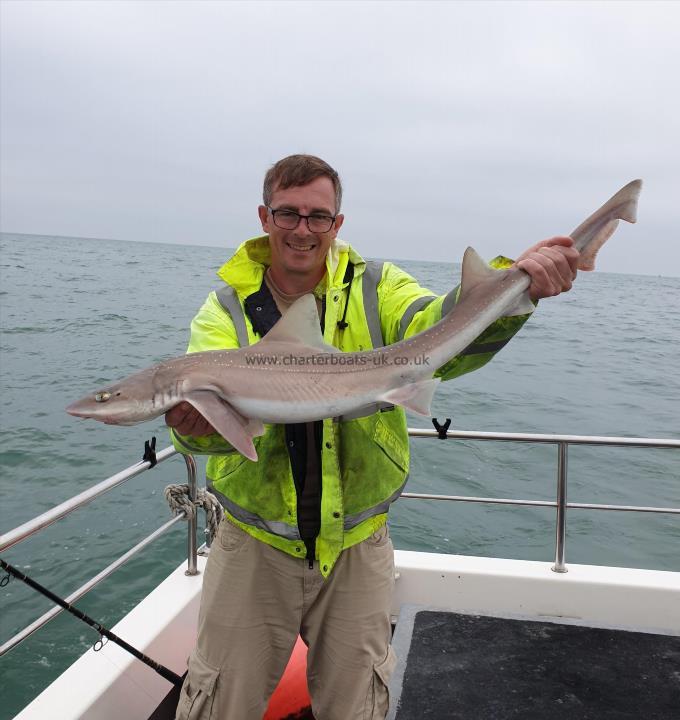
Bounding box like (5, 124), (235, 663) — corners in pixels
(258, 176), (344, 281)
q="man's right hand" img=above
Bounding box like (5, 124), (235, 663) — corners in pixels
(165, 401), (216, 437)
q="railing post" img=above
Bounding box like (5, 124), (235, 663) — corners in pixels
(552, 441), (568, 573)
(183, 454), (199, 576)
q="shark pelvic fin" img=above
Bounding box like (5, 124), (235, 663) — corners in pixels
(184, 390), (264, 461)
(260, 294), (337, 352)
(380, 378), (440, 416)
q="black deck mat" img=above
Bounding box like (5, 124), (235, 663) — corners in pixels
(389, 608), (680, 719)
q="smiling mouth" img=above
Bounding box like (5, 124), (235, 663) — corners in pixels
(285, 241), (315, 252)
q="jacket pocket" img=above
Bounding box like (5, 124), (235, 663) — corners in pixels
(176, 651), (220, 720)
(372, 413), (409, 474)
(364, 645), (397, 720)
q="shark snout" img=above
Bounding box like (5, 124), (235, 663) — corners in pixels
(66, 400), (96, 418)
(66, 401), (128, 425)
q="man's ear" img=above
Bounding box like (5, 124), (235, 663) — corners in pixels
(333, 213), (345, 235)
(258, 205), (269, 231)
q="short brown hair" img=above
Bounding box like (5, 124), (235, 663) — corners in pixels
(263, 154), (342, 212)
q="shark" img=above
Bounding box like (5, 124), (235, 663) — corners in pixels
(67, 179), (642, 461)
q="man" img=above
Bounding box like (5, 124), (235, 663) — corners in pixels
(167, 155), (578, 720)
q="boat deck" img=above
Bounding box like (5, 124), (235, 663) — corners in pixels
(10, 553), (680, 719)
(388, 606), (680, 719)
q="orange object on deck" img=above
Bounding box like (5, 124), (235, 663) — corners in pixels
(263, 635), (311, 719)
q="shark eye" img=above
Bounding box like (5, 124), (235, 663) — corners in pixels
(95, 392), (111, 403)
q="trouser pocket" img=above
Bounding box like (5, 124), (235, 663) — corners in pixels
(175, 651), (220, 720)
(364, 645), (397, 720)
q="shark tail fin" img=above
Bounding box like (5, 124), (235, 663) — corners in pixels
(577, 219), (618, 272)
(572, 179), (642, 272)
(611, 179), (642, 224)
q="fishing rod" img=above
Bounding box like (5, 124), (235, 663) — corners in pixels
(0, 558), (183, 686)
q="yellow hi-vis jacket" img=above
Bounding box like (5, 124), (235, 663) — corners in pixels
(171, 236), (531, 577)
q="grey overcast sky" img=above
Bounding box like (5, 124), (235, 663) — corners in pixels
(1, 0), (679, 276)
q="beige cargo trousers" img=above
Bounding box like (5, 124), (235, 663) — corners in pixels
(175, 519), (397, 720)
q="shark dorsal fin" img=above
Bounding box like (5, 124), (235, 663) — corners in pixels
(459, 247), (502, 300)
(459, 247), (533, 317)
(260, 293), (336, 351)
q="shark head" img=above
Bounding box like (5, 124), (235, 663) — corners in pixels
(66, 367), (163, 425)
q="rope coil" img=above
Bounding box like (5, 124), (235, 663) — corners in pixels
(164, 484), (224, 542)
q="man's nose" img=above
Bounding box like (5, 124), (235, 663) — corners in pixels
(293, 217), (313, 236)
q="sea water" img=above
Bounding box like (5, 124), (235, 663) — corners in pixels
(1, 232), (678, 717)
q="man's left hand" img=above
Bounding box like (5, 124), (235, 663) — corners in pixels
(514, 236), (580, 301)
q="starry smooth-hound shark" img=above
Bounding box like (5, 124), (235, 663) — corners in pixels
(67, 180), (642, 460)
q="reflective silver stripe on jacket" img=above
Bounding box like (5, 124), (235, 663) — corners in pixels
(208, 481), (302, 541)
(215, 286), (249, 348)
(361, 260), (385, 349)
(398, 295), (437, 341)
(210, 478), (405, 538)
(441, 284), (460, 319)
(343, 479), (408, 531)
(334, 261), (394, 421)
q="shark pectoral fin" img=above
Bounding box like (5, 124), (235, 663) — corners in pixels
(504, 290), (536, 317)
(380, 378), (441, 416)
(184, 390), (260, 461)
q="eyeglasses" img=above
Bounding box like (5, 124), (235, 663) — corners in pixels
(267, 206), (336, 233)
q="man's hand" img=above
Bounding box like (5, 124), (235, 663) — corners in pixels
(514, 236), (580, 301)
(165, 401), (215, 437)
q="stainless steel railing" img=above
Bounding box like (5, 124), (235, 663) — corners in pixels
(402, 427), (680, 573)
(0, 446), (179, 552)
(0, 516), (185, 655)
(1, 428), (678, 655)
(0, 446), (199, 656)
